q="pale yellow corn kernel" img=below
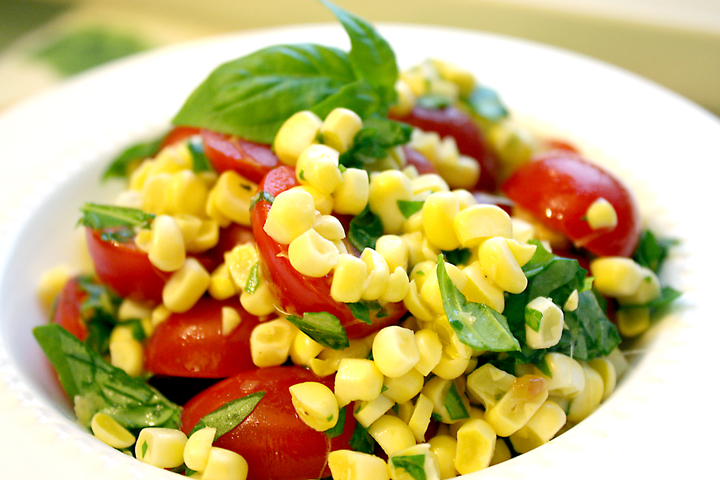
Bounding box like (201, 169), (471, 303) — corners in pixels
(318, 339), (372, 372)
(172, 213), (202, 245)
(490, 437), (512, 466)
(402, 211), (423, 235)
(210, 171), (257, 226)
(109, 337), (144, 377)
(330, 254), (368, 303)
(224, 244), (258, 291)
(320, 107), (363, 153)
(454, 419), (496, 475)
(389, 443), (441, 480)
(412, 174), (450, 198)
(202, 447), (249, 480)
(431, 316), (473, 361)
(369, 170), (414, 234)
(296, 144), (343, 194)
(589, 257), (646, 297)
(478, 237), (527, 294)
(460, 262), (505, 313)
(165, 170), (209, 217)
(414, 329), (443, 376)
(91, 413), (136, 449)
(422, 192), (461, 251)
(128, 160), (153, 191)
(141, 173), (171, 214)
(37, 265), (76, 312)
(219, 306), (241, 336)
(383, 368), (425, 404)
(452, 204), (511, 248)
(419, 262), (467, 315)
(431, 59), (475, 96)
(408, 394), (435, 443)
(564, 289), (579, 311)
(333, 168), (369, 215)
(295, 184), (334, 216)
(241, 280), (279, 317)
(616, 307), (651, 337)
(354, 394), (395, 428)
(118, 298), (152, 322)
(607, 347), (629, 378)
(524, 352), (585, 398)
(313, 214), (346, 241)
(288, 228), (339, 277)
(525, 296), (564, 350)
(400, 69), (429, 97)
(183, 427), (216, 472)
(428, 435), (458, 479)
(368, 415), (417, 456)
(439, 156), (481, 190)
(486, 121), (537, 177)
(375, 235), (409, 272)
(162, 258), (210, 313)
(484, 375), (549, 437)
(509, 400), (566, 453)
(432, 351), (471, 380)
(421, 376), (470, 424)
(616, 267), (661, 305)
(274, 110), (323, 165)
(250, 318), (296, 367)
(409, 260), (435, 290)
(586, 197), (618, 230)
(506, 238), (537, 267)
(328, 450), (390, 480)
(148, 214), (186, 272)
(396, 400), (415, 425)
(511, 217), (536, 244)
(310, 357), (337, 377)
(263, 188), (316, 244)
(205, 187), (232, 228)
(360, 248), (390, 301)
(155, 142), (193, 171)
(289, 330), (324, 367)
(135, 428), (187, 468)
(404, 280), (435, 323)
(588, 357), (617, 402)
(372, 326), (420, 378)
(391, 79), (416, 116)
(209, 263), (238, 300)
(567, 363), (605, 423)
(289, 381), (340, 432)
(448, 407), (485, 438)
(382, 267), (410, 303)
(151, 304), (171, 328)
(335, 358), (384, 407)
(186, 218), (220, 253)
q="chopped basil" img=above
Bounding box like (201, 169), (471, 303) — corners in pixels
(339, 117), (412, 169)
(397, 199), (424, 219)
(390, 454), (428, 480)
(323, 406), (347, 438)
(189, 391), (265, 440)
(441, 248), (471, 266)
(79, 203), (154, 243)
(187, 136), (214, 173)
(102, 135), (164, 181)
(249, 190), (275, 211)
(76, 275), (123, 355)
(445, 382), (470, 421)
(416, 93), (452, 110)
(141, 441), (148, 458)
(463, 85), (509, 123)
(347, 205), (383, 251)
(346, 300), (386, 325)
(524, 304), (543, 333)
(245, 263), (260, 294)
(349, 421), (376, 454)
(633, 229), (678, 274)
(286, 311), (350, 350)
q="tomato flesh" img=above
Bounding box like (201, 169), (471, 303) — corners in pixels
(502, 151), (640, 257)
(181, 366), (355, 480)
(202, 130), (279, 184)
(51, 276), (89, 341)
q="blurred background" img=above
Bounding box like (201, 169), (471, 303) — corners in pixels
(1, 0), (718, 116)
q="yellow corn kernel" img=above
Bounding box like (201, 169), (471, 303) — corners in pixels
(438, 156), (481, 190)
(375, 235), (409, 272)
(368, 415), (417, 456)
(524, 296), (564, 349)
(461, 262), (505, 313)
(183, 427), (216, 472)
(432, 350), (471, 381)
(391, 79), (416, 116)
(486, 121), (537, 178)
(317, 339), (371, 373)
(448, 407), (485, 438)
(313, 214), (346, 241)
(221, 306), (242, 336)
(296, 184), (334, 216)
(173, 213), (202, 245)
(202, 447), (249, 480)
(428, 435), (457, 479)
(422, 192), (461, 251)
(383, 368), (425, 404)
(389, 443), (441, 480)
(224, 244), (258, 291)
(330, 253), (368, 303)
(608, 347), (629, 379)
(165, 170), (209, 217)
(151, 304), (171, 328)
(148, 214), (186, 272)
(524, 352), (586, 398)
(419, 261), (467, 316)
(567, 362), (605, 423)
(506, 238), (537, 267)
(274, 110), (323, 165)
(414, 328), (443, 376)
(368, 170), (414, 234)
(37, 265), (76, 312)
(431, 59), (475, 96)
(404, 280), (435, 323)
(289, 330), (324, 367)
(321, 107), (363, 153)
(372, 326), (420, 378)
(478, 237), (527, 294)
(484, 375), (549, 437)
(187, 218), (219, 253)
(382, 267), (410, 303)
(241, 278), (278, 317)
(588, 357), (617, 402)
(616, 307), (651, 337)
(263, 187), (316, 244)
(490, 437), (512, 466)
(210, 170), (257, 226)
(511, 217), (536, 243)
(509, 400), (566, 453)
(616, 267), (661, 305)
(289, 381), (340, 432)
(205, 186), (232, 228)
(333, 168), (369, 215)
(589, 257), (646, 297)
(412, 173), (450, 198)
(135, 428), (187, 468)
(335, 358), (384, 407)
(421, 376), (471, 424)
(466, 363), (516, 410)
(91, 413), (136, 449)
(109, 336), (144, 377)
(140, 172), (171, 214)
(250, 318), (296, 367)
(407, 394), (435, 443)
(288, 228), (339, 278)
(162, 258), (210, 313)
(454, 418), (496, 475)
(354, 394), (395, 428)
(586, 197), (618, 230)
(564, 289), (579, 311)
(209, 263), (238, 300)
(328, 450), (390, 480)
(296, 144), (343, 194)
(361, 248), (390, 301)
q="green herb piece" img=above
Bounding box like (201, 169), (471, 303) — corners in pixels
(417, 93), (452, 110)
(397, 200), (424, 219)
(79, 203), (154, 243)
(245, 263), (260, 294)
(524, 304), (543, 333)
(286, 312), (350, 350)
(187, 136), (213, 173)
(324, 406), (347, 438)
(339, 117), (412, 169)
(189, 391), (265, 440)
(633, 229), (678, 274)
(102, 135), (164, 181)
(445, 383), (470, 421)
(347, 300), (386, 325)
(249, 191), (275, 211)
(349, 421), (376, 454)
(436, 258), (521, 352)
(390, 454), (428, 480)
(463, 85), (509, 123)
(141, 441), (149, 458)
(619, 286), (682, 313)
(33, 324), (182, 430)
(441, 248), (471, 266)
(75, 275), (123, 355)
(347, 205), (383, 251)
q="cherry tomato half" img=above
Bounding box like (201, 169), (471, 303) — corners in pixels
(502, 150), (641, 257)
(51, 276), (89, 341)
(251, 166), (406, 339)
(202, 130), (279, 184)
(160, 126), (201, 149)
(181, 366), (355, 480)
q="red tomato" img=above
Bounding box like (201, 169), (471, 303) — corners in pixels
(391, 105), (499, 191)
(51, 276), (88, 341)
(160, 126), (200, 148)
(403, 146), (438, 175)
(181, 366), (355, 480)
(251, 166), (406, 339)
(202, 130), (279, 184)
(502, 151), (641, 257)
(144, 297), (261, 378)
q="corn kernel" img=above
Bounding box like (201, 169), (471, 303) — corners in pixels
(506, 238), (537, 267)
(210, 170), (257, 226)
(148, 214), (186, 272)
(330, 253), (368, 303)
(419, 261), (466, 315)
(567, 363), (605, 423)
(616, 307), (651, 337)
(404, 280), (435, 323)
(296, 184), (334, 216)
(368, 415), (417, 456)
(361, 248), (390, 301)
(588, 357), (617, 401)
(509, 400), (566, 453)
(209, 263), (238, 300)
(524, 296), (564, 349)
(432, 350), (471, 380)
(313, 214), (346, 240)
(333, 168), (369, 215)
(263, 187), (316, 244)
(165, 170), (209, 217)
(389, 443), (441, 480)
(320, 108), (363, 153)
(375, 235), (409, 272)
(484, 375), (548, 437)
(511, 217), (535, 243)
(354, 394), (395, 428)
(422, 376), (471, 424)
(439, 156), (481, 190)
(202, 447), (249, 480)
(590, 257), (646, 297)
(240, 279), (278, 317)
(422, 192), (461, 251)
(335, 358), (384, 407)
(184, 427), (216, 472)
(527, 353), (586, 398)
(431, 59), (475, 96)
(162, 258), (210, 313)
(289, 381), (340, 431)
(296, 144), (343, 194)
(91, 413), (136, 449)
(135, 428), (187, 468)
(490, 437), (512, 466)
(383, 368), (425, 404)
(109, 337), (144, 377)
(289, 228), (339, 277)
(414, 328), (443, 376)
(224, 244), (258, 292)
(274, 110), (323, 165)
(586, 197), (618, 230)
(369, 170), (414, 234)
(608, 347), (629, 378)
(428, 435), (457, 479)
(289, 330), (324, 367)
(478, 237), (527, 294)
(250, 318), (296, 367)
(221, 306), (242, 336)
(328, 450), (390, 480)
(186, 218), (219, 253)
(407, 394), (435, 443)
(391, 79), (416, 116)
(461, 262), (505, 313)
(455, 419), (496, 475)
(466, 363), (516, 410)
(37, 265), (76, 312)
(412, 173), (450, 197)
(372, 326), (420, 378)
(616, 267), (661, 305)
(382, 267), (410, 303)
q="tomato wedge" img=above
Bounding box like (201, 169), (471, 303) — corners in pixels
(251, 167), (406, 339)
(51, 276), (89, 341)
(502, 150), (641, 257)
(181, 366), (355, 480)
(202, 130), (279, 184)
(160, 126), (201, 148)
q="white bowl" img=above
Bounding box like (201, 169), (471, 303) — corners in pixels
(0, 24), (717, 479)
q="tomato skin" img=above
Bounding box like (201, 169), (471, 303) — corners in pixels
(144, 297), (262, 378)
(251, 167), (406, 338)
(181, 366), (355, 480)
(391, 105), (499, 191)
(202, 130), (279, 184)
(502, 151), (641, 257)
(51, 276), (89, 341)
(160, 126), (200, 148)
(403, 146), (438, 175)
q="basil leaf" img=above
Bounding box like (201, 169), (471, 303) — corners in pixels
(347, 300), (386, 325)
(441, 248), (471, 266)
(287, 312), (350, 350)
(245, 263), (260, 294)
(445, 383), (470, 421)
(436, 259), (521, 352)
(390, 454), (428, 480)
(187, 136), (214, 173)
(633, 229), (678, 274)
(250, 190), (275, 211)
(339, 117), (412, 168)
(417, 93), (452, 110)
(189, 391), (265, 440)
(397, 200), (424, 219)
(348, 205), (383, 251)
(33, 324), (181, 430)
(525, 304), (543, 333)
(102, 135), (164, 181)
(349, 421), (376, 454)
(463, 85), (509, 123)
(79, 203), (154, 243)
(324, 406), (347, 438)
(76, 275), (123, 354)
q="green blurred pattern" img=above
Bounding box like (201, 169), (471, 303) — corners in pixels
(0, 0), (67, 51)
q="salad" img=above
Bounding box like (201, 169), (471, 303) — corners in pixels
(33, 2), (680, 480)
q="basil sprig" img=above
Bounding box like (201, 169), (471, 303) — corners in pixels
(286, 311), (350, 350)
(189, 391), (265, 440)
(102, 134), (164, 181)
(79, 203), (154, 243)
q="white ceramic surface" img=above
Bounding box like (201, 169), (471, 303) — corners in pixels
(0, 24), (718, 479)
